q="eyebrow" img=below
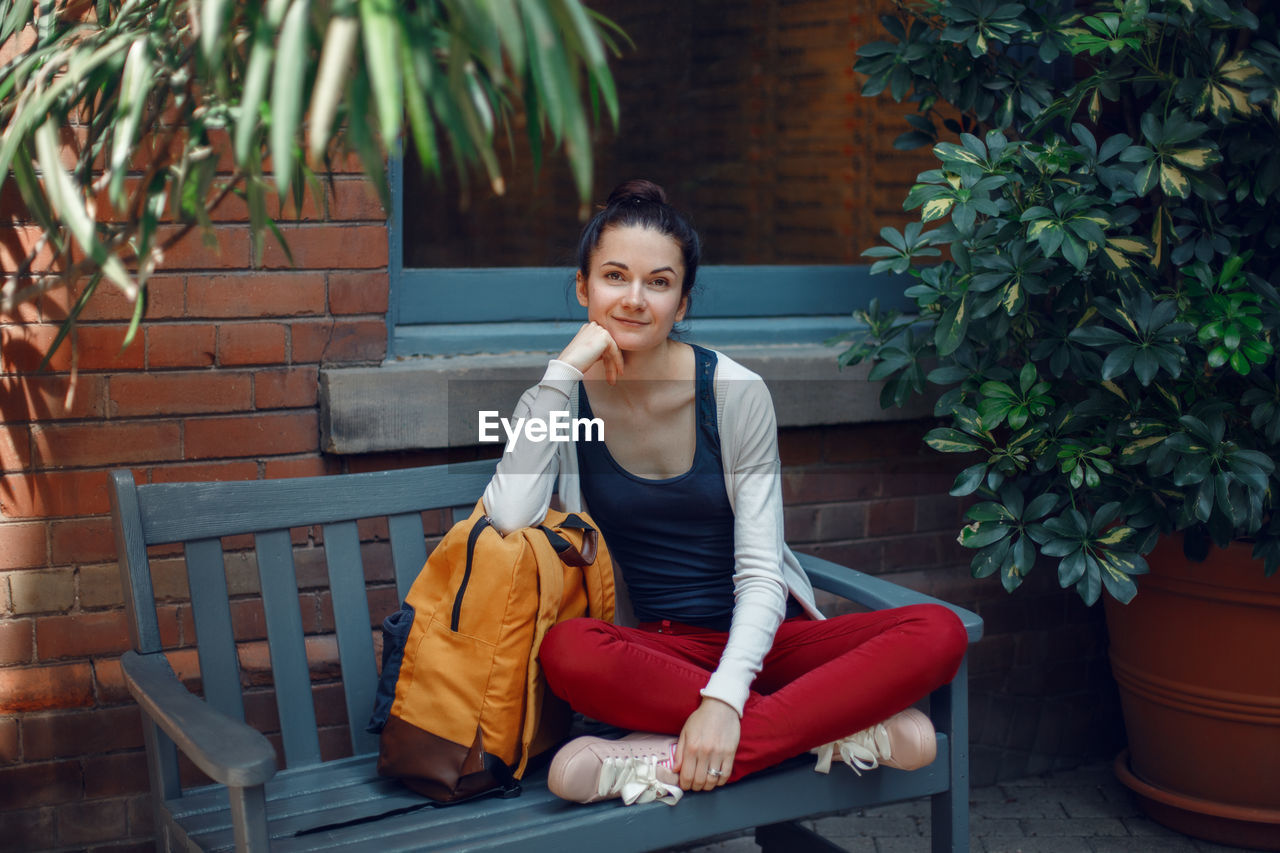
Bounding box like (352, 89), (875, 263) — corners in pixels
(601, 261), (677, 276)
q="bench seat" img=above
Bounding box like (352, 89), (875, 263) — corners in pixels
(158, 744), (952, 852)
(111, 459), (982, 852)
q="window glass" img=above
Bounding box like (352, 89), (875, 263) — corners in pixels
(401, 0), (927, 270)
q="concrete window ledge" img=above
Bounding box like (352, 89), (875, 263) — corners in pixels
(319, 343), (934, 454)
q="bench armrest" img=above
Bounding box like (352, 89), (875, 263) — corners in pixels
(797, 552), (984, 643)
(121, 650), (277, 788)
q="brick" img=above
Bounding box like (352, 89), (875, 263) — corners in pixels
(0, 521), (47, 569)
(73, 324), (147, 370)
(777, 428), (824, 465)
(186, 272), (327, 318)
(216, 322), (288, 366)
(328, 272), (389, 315)
(263, 455), (338, 480)
(184, 411), (318, 459)
(24, 706), (144, 761)
(0, 423), (31, 471)
(290, 318), (386, 364)
(9, 568), (75, 614)
(277, 177), (387, 222)
(0, 618), (34, 666)
(36, 610), (131, 660)
(866, 497), (917, 537)
(0, 662), (94, 712)
(108, 371), (253, 417)
(30, 421), (182, 469)
(0, 468), (112, 518)
(0, 806), (55, 849)
(144, 322), (217, 368)
(0, 324), (72, 373)
(254, 366), (319, 409)
(0, 225), (57, 274)
(77, 563), (125, 609)
(56, 798), (130, 846)
(57, 274), (185, 322)
(0, 373), (107, 422)
(261, 224), (388, 270)
(813, 502), (867, 541)
(0, 717), (17, 764)
(82, 752), (149, 799)
(782, 468), (880, 503)
(154, 224), (250, 270)
(148, 460), (259, 484)
(50, 517), (115, 566)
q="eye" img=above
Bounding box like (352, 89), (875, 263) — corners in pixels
(649, 278), (670, 289)
(604, 270), (624, 281)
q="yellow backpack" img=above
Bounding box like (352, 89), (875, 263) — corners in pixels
(370, 500), (615, 802)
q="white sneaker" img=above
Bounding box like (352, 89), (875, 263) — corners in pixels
(811, 708), (937, 775)
(548, 732), (683, 806)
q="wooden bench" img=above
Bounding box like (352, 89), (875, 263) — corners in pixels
(111, 459), (983, 852)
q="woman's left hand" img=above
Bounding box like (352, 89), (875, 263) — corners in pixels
(674, 697), (740, 791)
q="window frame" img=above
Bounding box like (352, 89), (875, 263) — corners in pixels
(386, 156), (911, 359)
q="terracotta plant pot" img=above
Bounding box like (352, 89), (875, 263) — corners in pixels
(1104, 536), (1280, 850)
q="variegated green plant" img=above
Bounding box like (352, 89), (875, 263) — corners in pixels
(843, 0), (1280, 604)
(0, 0), (622, 359)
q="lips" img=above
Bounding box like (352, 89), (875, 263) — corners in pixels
(612, 317), (648, 327)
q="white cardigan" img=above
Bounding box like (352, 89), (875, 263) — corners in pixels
(481, 351), (822, 717)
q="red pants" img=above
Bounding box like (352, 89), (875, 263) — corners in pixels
(538, 603), (968, 782)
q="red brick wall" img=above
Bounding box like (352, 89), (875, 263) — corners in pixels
(0, 127), (392, 844)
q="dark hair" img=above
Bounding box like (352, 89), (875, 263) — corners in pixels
(575, 180), (702, 313)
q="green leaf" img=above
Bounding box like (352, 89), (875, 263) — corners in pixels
(308, 12), (361, 163)
(959, 522), (1013, 549)
(361, 0), (405, 149)
(935, 296), (969, 357)
(34, 119), (135, 299)
(271, 0), (312, 197)
(201, 0), (235, 65)
(951, 462), (989, 497)
(924, 428), (985, 454)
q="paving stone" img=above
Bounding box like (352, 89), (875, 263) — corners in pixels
(813, 814), (918, 838)
(1089, 837), (1200, 852)
(971, 793), (1065, 820)
(871, 837), (932, 853)
(1018, 817), (1129, 837)
(1193, 840), (1259, 852)
(1052, 787), (1134, 819)
(968, 816), (1024, 837)
(980, 838), (1092, 853)
(1121, 815), (1195, 837)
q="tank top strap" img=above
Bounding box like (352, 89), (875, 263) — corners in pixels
(691, 343), (721, 461)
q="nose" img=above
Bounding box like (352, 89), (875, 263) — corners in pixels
(621, 281), (645, 310)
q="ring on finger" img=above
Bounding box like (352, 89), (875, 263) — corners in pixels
(707, 768), (724, 778)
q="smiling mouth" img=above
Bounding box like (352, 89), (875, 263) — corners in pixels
(613, 317), (647, 327)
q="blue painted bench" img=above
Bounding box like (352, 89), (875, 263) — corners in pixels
(110, 459), (983, 852)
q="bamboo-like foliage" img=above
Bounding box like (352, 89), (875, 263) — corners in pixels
(0, 0), (623, 356)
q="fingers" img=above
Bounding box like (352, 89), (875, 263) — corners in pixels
(674, 735), (733, 791)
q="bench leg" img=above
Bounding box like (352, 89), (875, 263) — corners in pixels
(930, 655), (971, 853)
(229, 783), (271, 852)
(755, 820), (846, 853)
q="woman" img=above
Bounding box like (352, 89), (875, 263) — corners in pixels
(481, 180), (968, 806)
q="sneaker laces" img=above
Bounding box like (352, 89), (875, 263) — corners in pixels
(598, 754), (683, 806)
(811, 722), (892, 776)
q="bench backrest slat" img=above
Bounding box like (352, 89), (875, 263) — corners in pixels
(387, 512), (430, 601)
(254, 529), (322, 767)
(321, 519), (380, 755)
(185, 537), (245, 723)
(136, 462), (495, 543)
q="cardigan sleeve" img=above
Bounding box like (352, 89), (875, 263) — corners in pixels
(698, 374), (789, 716)
(480, 359), (583, 536)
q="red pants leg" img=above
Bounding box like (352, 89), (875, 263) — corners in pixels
(538, 603), (968, 782)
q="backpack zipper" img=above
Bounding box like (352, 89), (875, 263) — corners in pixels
(450, 515), (492, 631)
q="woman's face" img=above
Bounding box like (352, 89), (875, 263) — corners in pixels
(576, 225), (687, 350)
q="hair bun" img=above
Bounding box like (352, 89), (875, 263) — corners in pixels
(606, 179), (667, 206)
